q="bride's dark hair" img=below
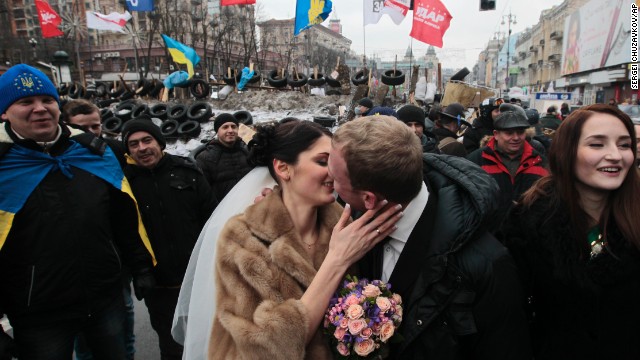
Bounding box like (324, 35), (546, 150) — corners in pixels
(248, 118), (331, 181)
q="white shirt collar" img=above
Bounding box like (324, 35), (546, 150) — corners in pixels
(389, 182), (429, 243)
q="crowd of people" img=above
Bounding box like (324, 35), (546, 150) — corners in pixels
(0, 63), (639, 360)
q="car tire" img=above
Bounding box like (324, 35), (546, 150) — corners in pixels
(115, 102), (136, 122)
(167, 104), (188, 123)
(187, 101), (213, 123)
(233, 110), (253, 126)
(287, 73), (308, 87)
(247, 70), (261, 84)
(102, 116), (123, 134)
(100, 108), (114, 121)
(189, 79), (210, 99)
(177, 120), (202, 138)
(149, 103), (169, 120)
(267, 69), (288, 88)
(381, 69), (405, 86)
(308, 73), (326, 87)
(351, 70), (369, 86)
(132, 103), (150, 119)
(161, 119), (179, 138)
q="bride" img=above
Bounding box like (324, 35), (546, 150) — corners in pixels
(173, 119), (402, 359)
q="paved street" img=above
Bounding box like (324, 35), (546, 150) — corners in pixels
(0, 298), (161, 359)
(133, 298), (161, 359)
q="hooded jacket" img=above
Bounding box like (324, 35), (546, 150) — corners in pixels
(386, 154), (532, 359)
(195, 139), (252, 201)
(502, 193), (640, 360)
(124, 154), (217, 286)
(209, 187), (343, 360)
(0, 122), (154, 327)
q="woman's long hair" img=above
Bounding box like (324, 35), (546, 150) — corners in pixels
(521, 104), (640, 249)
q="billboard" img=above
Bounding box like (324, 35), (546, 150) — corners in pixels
(561, 0), (633, 75)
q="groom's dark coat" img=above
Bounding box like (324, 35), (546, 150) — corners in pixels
(359, 154), (532, 359)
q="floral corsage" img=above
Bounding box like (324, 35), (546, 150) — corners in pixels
(323, 275), (403, 359)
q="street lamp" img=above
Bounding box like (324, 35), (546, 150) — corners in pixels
(501, 11), (517, 90)
(28, 38), (38, 61)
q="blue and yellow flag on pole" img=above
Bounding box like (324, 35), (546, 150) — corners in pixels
(161, 34), (200, 79)
(294, 0), (333, 35)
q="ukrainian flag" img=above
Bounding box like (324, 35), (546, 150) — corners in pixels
(161, 34), (200, 79)
(0, 127), (156, 265)
(294, 0), (332, 35)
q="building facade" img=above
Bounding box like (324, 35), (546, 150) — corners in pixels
(473, 0), (638, 105)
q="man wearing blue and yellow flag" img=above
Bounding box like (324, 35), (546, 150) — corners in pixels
(0, 64), (156, 359)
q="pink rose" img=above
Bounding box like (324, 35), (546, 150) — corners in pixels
(379, 321), (395, 342)
(346, 304), (364, 319)
(395, 305), (403, 318)
(334, 327), (346, 341)
(376, 297), (392, 312)
(391, 293), (402, 305)
(345, 294), (360, 306)
(362, 284), (382, 298)
(354, 338), (376, 356)
(337, 342), (350, 356)
(348, 318), (367, 335)
(345, 282), (357, 289)
(360, 327), (373, 339)
(339, 318), (349, 329)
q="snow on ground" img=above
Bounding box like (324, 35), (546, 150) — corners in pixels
(159, 90), (354, 157)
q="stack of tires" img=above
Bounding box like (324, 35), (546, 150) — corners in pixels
(100, 99), (215, 141)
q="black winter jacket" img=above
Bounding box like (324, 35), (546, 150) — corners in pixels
(466, 137), (548, 223)
(195, 139), (252, 201)
(385, 154), (532, 359)
(420, 131), (440, 154)
(502, 194), (640, 360)
(124, 154), (217, 286)
(462, 116), (494, 153)
(0, 123), (154, 327)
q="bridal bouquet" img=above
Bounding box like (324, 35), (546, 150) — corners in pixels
(323, 275), (403, 359)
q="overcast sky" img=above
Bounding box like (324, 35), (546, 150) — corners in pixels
(256, 0), (565, 69)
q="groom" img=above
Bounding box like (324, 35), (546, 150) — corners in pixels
(328, 115), (532, 359)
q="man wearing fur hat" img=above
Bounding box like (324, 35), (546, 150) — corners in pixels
(195, 113), (253, 201)
(467, 103), (548, 223)
(122, 117), (217, 360)
(0, 64), (155, 359)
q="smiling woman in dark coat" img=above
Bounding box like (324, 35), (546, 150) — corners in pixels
(501, 104), (640, 360)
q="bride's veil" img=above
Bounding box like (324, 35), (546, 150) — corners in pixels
(171, 167), (276, 359)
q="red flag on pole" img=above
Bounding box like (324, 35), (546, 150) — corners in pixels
(409, 0), (452, 47)
(35, 0), (64, 38)
(221, 0), (256, 5)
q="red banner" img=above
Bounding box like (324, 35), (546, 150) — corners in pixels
(220, 0), (256, 5)
(35, 0), (63, 38)
(409, 0), (452, 48)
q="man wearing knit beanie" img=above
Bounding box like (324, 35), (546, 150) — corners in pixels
(0, 64), (156, 359)
(196, 113), (252, 200)
(0, 63), (60, 143)
(396, 104), (439, 154)
(122, 116), (216, 359)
